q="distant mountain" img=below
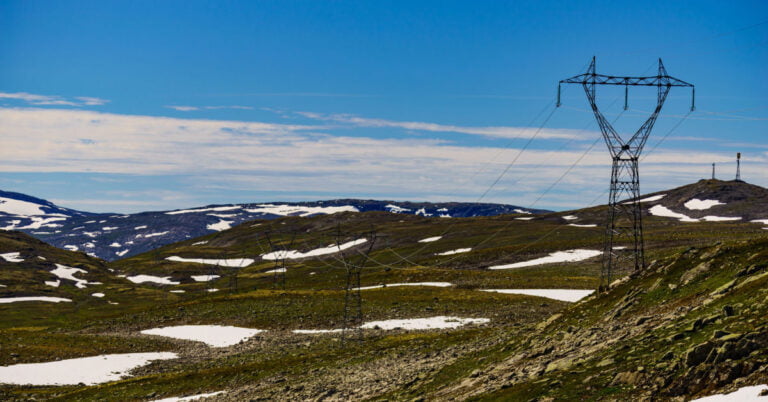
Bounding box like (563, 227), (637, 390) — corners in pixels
(0, 191), (548, 261)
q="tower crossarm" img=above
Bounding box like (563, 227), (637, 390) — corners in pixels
(559, 73), (693, 88)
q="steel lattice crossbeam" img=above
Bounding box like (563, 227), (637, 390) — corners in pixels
(557, 57), (694, 290)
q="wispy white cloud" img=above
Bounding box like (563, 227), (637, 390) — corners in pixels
(294, 111), (589, 140)
(165, 105), (254, 112)
(1, 107), (764, 211)
(0, 92), (109, 107)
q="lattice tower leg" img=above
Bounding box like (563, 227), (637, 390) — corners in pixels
(600, 157), (645, 290)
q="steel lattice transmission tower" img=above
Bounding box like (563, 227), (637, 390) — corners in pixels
(557, 57), (694, 290)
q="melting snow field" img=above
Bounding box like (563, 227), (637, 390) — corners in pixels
(361, 317), (489, 330)
(264, 267), (286, 274)
(141, 325), (264, 347)
(649, 205), (699, 222)
(206, 220), (233, 231)
(691, 384), (768, 401)
(436, 248), (471, 256)
(751, 219), (768, 225)
(648, 205), (740, 222)
(481, 289), (594, 302)
(0, 352), (177, 386)
(293, 329), (345, 334)
(261, 239), (367, 260)
(191, 275), (220, 282)
(684, 198), (725, 210)
(50, 264), (100, 289)
(0, 296), (72, 304)
(244, 204), (358, 217)
(0, 252), (23, 262)
(489, 249), (602, 270)
(0, 197), (52, 216)
(418, 236), (442, 243)
(166, 205), (242, 215)
(166, 256), (254, 267)
(153, 391), (227, 402)
(355, 282), (453, 291)
(127, 275), (181, 285)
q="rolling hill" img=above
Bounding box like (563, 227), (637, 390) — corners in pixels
(0, 179), (767, 400)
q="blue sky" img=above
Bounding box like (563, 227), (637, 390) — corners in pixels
(0, 0), (766, 212)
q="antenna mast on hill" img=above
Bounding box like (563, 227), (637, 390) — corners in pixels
(736, 153), (742, 181)
(558, 57), (695, 290)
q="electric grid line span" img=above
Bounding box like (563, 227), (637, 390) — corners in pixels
(557, 57), (695, 291)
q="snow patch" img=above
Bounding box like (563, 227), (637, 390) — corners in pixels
(515, 217), (534, 221)
(649, 205), (699, 222)
(436, 248), (471, 256)
(264, 267), (286, 274)
(45, 279), (60, 287)
(1, 216), (67, 230)
(701, 216), (741, 222)
(355, 282), (453, 291)
(0, 197), (49, 216)
(206, 220), (233, 231)
(191, 275), (220, 282)
(292, 329), (344, 334)
(684, 198), (725, 210)
(116, 249), (129, 257)
(166, 256), (254, 267)
(385, 204), (411, 213)
(192, 240), (209, 246)
(751, 219), (768, 225)
(0, 352), (177, 385)
(361, 316), (489, 330)
(691, 384), (768, 401)
(415, 208), (432, 217)
(141, 325), (263, 347)
(481, 289), (594, 302)
(109, 242), (121, 248)
(418, 236), (442, 243)
(134, 225), (148, 230)
(50, 264), (98, 288)
(261, 239), (368, 260)
(562, 215), (578, 220)
(489, 249), (602, 270)
(63, 245), (78, 251)
(0, 296), (71, 304)
(244, 204), (358, 217)
(0, 252), (24, 262)
(137, 231), (169, 239)
(568, 223), (597, 228)
(91, 293), (105, 298)
(166, 206), (242, 215)
(514, 209), (531, 214)
(126, 275), (180, 285)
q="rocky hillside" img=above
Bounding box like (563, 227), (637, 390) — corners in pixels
(418, 238), (768, 401)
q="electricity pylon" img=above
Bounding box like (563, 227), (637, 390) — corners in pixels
(558, 57), (694, 290)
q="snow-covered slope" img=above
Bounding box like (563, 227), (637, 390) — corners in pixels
(0, 191), (547, 261)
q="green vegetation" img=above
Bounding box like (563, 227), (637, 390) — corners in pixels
(1, 194), (767, 400)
